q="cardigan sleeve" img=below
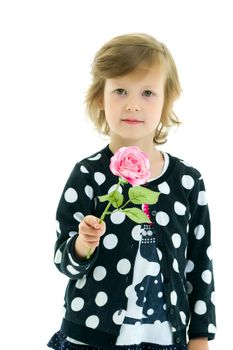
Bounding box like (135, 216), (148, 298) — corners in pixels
(53, 162), (99, 279)
(186, 174), (216, 340)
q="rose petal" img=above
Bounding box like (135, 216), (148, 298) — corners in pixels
(110, 146), (150, 185)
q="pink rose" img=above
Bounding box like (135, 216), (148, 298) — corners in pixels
(110, 146), (151, 186)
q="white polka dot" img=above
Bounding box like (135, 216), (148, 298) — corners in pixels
(65, 237), (72, 245)
(142, 229), (147, 237)
(147, 308), (154, 315)
(88, 153), (102, 161)
(156, 248), (162, 260)
(54, 249), (62, 264)
(185, 260), (194, 273)
(75, 276), (87, 289)
(103, 234), (118, 249)
(211, 291), (215, 305)
(182, 175), (194, 189)
(158, 181), (170, 194)
(73, 212), (84, 222)
(67, 337), (85, 345)
(174, 201), (186, 215)
(207, 246), (212, 260)
(156, 211), (170, 226)
(158, 292), (163, 298)
(131, 225), (142, 241)
(80, 165), (89, 173)
(86, 315), (99, 328)
(69, 231), (77, 237)
(201, 270), (212, 284)
(93, 266), (107, 281)
(198, 191), (208, 205)
(180, 311), (186, 325)
(186, 281), (193, 294)
(110, 211), (125, 224)
(67, 265), (79, 275)
(173, 258), (179, 273)
(194, 225), (205, 239)
(208, 323), (216, 333)
(170, 291), (177, 305)
(94, 172), (106, 185)
(64, 188), (78, 203)
(163, 304), (167, 310)
(68, 253), (80, 267)
(56, 220), (61, 234)
(85, 185), (93, 199)
(71, 297), (84, 311)
(184, 247), (187, 259)
(61, 306), (66, 317)
(194, 300), (207, 315)
(113, 309), (126, 325)
(117, 258), (131, 275)
(172, 233), (181, 248)
(95, 291), (108, 307)
(108, 184), (123, 194)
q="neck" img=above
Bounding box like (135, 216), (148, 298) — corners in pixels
(109, 138), (161, 164)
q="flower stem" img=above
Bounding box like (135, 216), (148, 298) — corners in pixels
(87, 179), (121, 259)
(118, 199), (131, 210)
(99, 180), (121, 223)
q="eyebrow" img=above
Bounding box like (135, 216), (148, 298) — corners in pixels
(108, 80), (159, 88)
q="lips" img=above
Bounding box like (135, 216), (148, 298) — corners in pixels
(121, 119), (143, 125)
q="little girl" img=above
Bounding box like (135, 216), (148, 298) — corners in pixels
(48, 33), (216, 350)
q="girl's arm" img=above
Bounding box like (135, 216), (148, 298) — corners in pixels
(54, 162), (99, 279)
(186, 174), (216, 341)
(188, 338), (209, 350)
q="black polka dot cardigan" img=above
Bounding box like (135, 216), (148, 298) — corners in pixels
(53, 145), (216, 348)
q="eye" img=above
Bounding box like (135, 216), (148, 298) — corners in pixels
(143, 90), (153, 97)
(115, 88), (126, 95)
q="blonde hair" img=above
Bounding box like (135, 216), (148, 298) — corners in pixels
(85, 33), (182, 144)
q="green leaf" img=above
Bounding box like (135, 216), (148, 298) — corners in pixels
(98, 194), (111, 203)
(122, 208), (151, 223)
(128, 186), (160, 205)
(98, 191), (124, 208)
(109, 191), (124, 208)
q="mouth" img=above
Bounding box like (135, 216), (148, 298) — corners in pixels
(121, 119), (144, 125)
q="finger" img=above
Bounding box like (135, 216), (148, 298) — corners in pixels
(80, 234), (100, 248)
(80, 223), (103, 238)
(84, 215), (101, 230)
(82, 232), (101, 242)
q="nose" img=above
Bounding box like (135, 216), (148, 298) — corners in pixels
(126, 104), (141, 112)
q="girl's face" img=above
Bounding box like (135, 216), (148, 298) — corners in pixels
(103, 64), (166, 148)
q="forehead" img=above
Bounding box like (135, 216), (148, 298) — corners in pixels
(106, 63), (167, 87)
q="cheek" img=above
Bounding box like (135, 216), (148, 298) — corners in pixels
(104, 100), (119, 117)
(149, 103), (163, 117)
(153, 98), (164, 115)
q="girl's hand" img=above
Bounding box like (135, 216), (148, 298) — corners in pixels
(188, 338), (209, 350)
(74, 215), (106, 259)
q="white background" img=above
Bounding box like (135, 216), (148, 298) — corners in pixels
(0, 1), (232, 349)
